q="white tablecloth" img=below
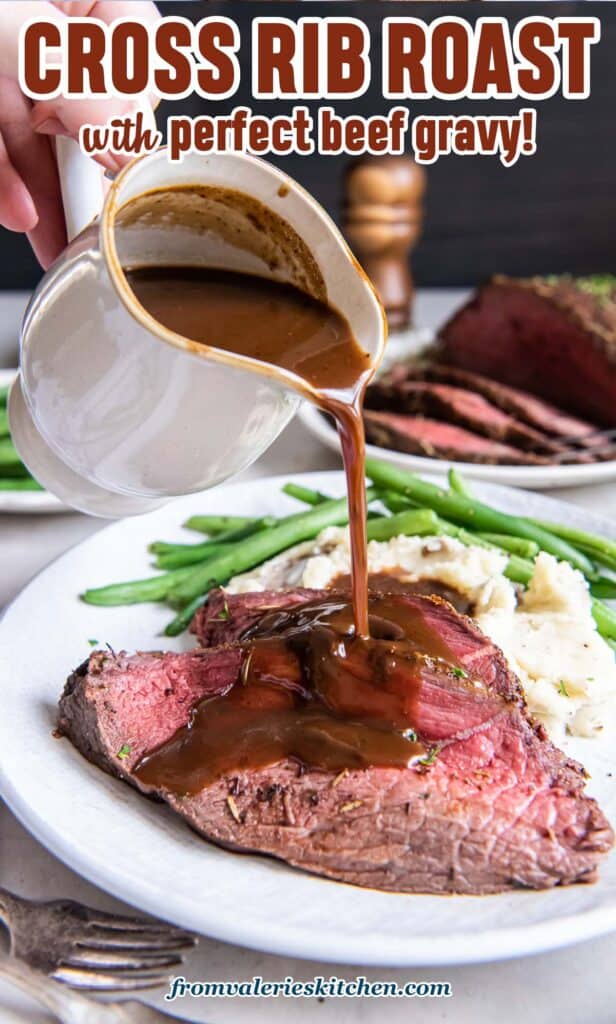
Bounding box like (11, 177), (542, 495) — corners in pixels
(1, 289), (615, 1023)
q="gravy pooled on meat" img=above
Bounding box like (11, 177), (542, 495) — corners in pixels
(134, 592), (472, 794)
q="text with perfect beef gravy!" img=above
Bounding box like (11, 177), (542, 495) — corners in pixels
(125, 263), (374, 636)
(134, 593), (474, 793)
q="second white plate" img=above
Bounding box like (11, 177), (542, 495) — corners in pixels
(299, 401), (616, 492)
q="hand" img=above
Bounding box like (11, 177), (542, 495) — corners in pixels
(0, 1), (160, 268)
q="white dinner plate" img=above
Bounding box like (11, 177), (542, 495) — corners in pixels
(299, 403), (616, 492)
(0, 370), (65, 514)
(0, 471), (615, 967)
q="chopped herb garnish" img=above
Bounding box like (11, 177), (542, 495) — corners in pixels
(403, 728), (418, 742)
(216, 596), (230, 620)
(87, 638), (98, 647)
(226, 794), (242, 823)
(418, 748), (438, 767)
(117, 743), (131, 760)
(340, 800), (363, 813)
(451, 667), (468, 679)
(558, 680), (570, 697)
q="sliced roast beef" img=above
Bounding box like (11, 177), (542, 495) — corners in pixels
(363, 409), (548, 465)
(438, 275), (616, 426)
(58, 648), (244, 775)
(192, 587), (320, 649)
(407, 363), (599, 444)
(365, 380), (569, 455)
(58, 590), (614, 895)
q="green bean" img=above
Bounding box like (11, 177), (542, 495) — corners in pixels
(575, 543), (616, 574)
(365, 457), (594, 577)
(448, 468), (474, 498)
(366, 508), (440, 542)
(155, 541), (231, 570)
(0, 477), (43, 490)
(0, 385), (8, 408)
(590, 600), (616, 641)
(605, 637), (616, 655)
(164, 594), (210, 637)
(476, 533), (540, 559)
(168, 488), (377, 609)
(282, 483), (331, 506)
(529, 518), (616, 566)
(81, 566), (195, 606)
(589, 578), (616, 600)
(378, 491), (418, 514)
(183, 514), (260, 535)
(151, 517), (276, 558)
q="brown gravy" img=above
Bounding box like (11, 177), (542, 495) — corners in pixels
(125, 265), (373, 637)
(134, 594), (465, 795)
(125, 267), (371, 392)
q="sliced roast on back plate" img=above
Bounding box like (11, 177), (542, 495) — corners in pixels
(365, 379), (571, 455)
(363, 409), (549, 465)
(58, 588), (614, 895)
(438, 275), (616, 427)
(403, 363), (600, 445)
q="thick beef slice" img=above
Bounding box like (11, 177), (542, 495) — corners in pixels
(410, 363), (599, 442)
(363, 410), (547, 465)
(365, 380), (567, 455)
(59, 648), (243, 781)
(58, 591), (614, 894)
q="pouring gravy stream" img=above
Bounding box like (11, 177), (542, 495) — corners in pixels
(125, 265), (373, 637)
(123, 255), (460, 788)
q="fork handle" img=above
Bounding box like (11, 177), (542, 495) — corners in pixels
(0, 954), (97, 1024)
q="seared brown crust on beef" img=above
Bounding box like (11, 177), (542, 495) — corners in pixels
(438, 275), (616, 426)
(58, 590), (614, 895)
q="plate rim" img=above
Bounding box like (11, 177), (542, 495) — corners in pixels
(298, 402), (616, 491)
(1, 469), (615, 967)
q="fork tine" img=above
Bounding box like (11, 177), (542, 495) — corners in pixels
(86, 914), (190, 934)
(84, 928), (196, 952)
(62, 948), (185, 970)
(52, 965), (174, 991)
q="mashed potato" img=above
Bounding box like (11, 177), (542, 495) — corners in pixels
(227, 529), (616, 741)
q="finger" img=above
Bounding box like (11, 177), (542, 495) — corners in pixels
(31, 95), (136, 173)
(0, 75), (66, 267)
(0, 129), (38, 232)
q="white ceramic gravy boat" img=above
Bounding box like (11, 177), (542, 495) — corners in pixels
(10, 149), (386, 516)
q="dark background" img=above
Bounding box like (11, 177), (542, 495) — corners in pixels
(1, 1), (613, 289)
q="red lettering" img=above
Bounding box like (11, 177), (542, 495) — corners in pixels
(22, 21), (61, 96)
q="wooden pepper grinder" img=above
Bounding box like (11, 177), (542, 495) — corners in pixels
(342, 156), (426, 331)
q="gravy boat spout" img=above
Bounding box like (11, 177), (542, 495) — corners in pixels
(10, 151), (387, 517)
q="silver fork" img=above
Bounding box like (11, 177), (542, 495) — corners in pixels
(0, 953), (183, 1023)
(0, 887), (196, 992)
